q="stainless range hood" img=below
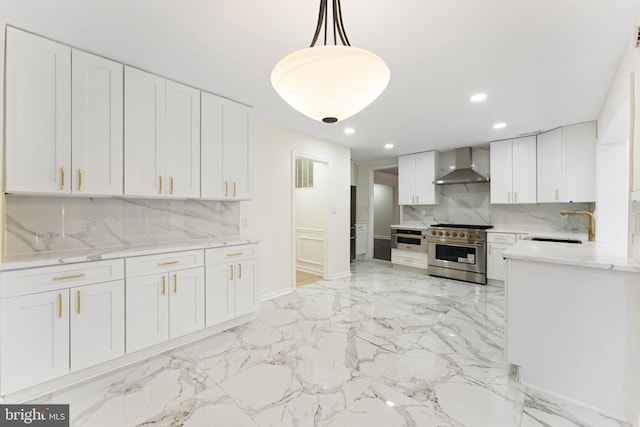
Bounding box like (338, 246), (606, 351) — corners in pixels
(434, 147), (489, 185)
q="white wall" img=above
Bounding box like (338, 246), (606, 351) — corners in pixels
(295, 161), (327, 275)
(240, 122), (351, 300)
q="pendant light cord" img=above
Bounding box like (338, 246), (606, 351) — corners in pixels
(310, 0), (351, 47)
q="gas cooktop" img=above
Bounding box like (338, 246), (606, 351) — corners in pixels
(431, 224), (493, 230)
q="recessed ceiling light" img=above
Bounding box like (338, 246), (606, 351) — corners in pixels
(493, 122), (506, 129)
(384, 143), (394, 149)
(470, 93), (487, 103)
(344, 127), (355, 135)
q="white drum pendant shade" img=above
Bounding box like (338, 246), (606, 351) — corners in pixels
(271, 45), (390, 123)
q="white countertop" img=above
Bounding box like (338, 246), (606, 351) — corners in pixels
(503, 240), (640, 273)
(0, 236), (259, 271)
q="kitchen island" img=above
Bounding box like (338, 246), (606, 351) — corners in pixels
(502, 240), (640, 422)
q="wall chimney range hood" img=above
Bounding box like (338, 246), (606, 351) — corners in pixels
(434, 147), (489, 185)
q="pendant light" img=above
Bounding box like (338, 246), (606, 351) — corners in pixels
(270, 0), (390, 123)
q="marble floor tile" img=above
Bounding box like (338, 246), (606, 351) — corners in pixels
(29, 259), (632, 426)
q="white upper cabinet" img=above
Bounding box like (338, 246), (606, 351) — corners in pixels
(124, 67), (166, 197)
(72, 50), (123, 196)
(490, 136), (536, 204)
(165, 81), (201, 198)
(201, 92), (254, 200)
(537, 121), (596, 203)
(5, 27), (71, 194)
(398, 151), (439, 205)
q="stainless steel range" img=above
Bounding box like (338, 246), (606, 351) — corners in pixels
(427, 224), (493, 285)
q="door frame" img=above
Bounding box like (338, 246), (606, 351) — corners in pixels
(368, 164), (398, 259)
(291, 151), (331, 289)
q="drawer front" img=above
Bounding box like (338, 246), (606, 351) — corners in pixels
(126, 250), (204, 278)
(391, 249), (428, 269)
(487, 232), (516, 244)
(0, 260), (124, 299)
(205, 244), (259, 265)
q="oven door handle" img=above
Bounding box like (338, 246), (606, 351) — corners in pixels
(428, 240), (484, 248)
(392, 233), (427, 239)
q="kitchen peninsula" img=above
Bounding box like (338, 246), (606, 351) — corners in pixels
(502, 240), (640, 422)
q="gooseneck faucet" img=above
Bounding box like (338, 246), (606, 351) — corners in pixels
(560, 211), (595, 242)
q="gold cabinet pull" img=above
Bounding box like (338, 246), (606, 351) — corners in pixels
(77, 290), (81, 315)
(159, 176), (163, 194)
(78, 169), (83, 192)
(230, 264), (234, 280)
(173, 274), (177, 293)
(226, 252), (243, 257)
(554, 189), (559, 201)
(58, 293), (63, 318)
(61, 167), (65, 190)
(162, 276), (166, 295)
(238, 263), (242, 279)
(53, 273), (86, 282)
(158, 260), (179, 266)
(515, 192), (518, 203)
(488, 244), (492, 255)
(507, 192), (511, 203)
(170, 176), (174, 195)
(224, 181), (229, 197)
(233, 182), (237, 197)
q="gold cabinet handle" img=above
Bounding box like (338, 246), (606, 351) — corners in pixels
(53, 273), (86, 282)
(507, 192), (511, 203)
(158, 260), (179, 266)
(58, 293), (63, 318)
(515, 192), (518, 203)
(224, 181), (229, 197)
(61, 167), (65, 190)
(159, 176), (163, 194)
(554, 189), (559, 201)
(230, 264), (234, 280)
(173, 274), (177, 293)
(233, 182), (237, 197)
(78, 169), (83, 192)
(488, 244), (492, 255)
(416, 195), (419, 204)
(170, 176), (174, 195)
(77, 290), (81, 315)
(162, 276), (166, 295)
(227, 252), (244, 257)
(238, 263), (242, 279)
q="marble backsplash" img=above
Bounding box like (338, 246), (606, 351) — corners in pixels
(402, 182), (594, 233)
(4, 196), (240, 256)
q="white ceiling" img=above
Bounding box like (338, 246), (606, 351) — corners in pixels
(1, 0), (639, 161)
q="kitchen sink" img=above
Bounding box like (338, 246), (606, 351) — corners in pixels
(525, 237), (583, 244)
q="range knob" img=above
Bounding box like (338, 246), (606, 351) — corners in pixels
(445, 231), (450, 237)
(438, 231), (444, 236)
(452, 232), (458, 237)
(475, 233), (481, 239)
(460, 232), (466, 238)
(431, 230), (436, 236)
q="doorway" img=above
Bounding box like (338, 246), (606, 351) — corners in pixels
(369, 167), (399, 261)
(293, 155), (328, 287)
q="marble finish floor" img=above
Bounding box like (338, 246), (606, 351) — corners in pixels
(35, 260), (630, 426)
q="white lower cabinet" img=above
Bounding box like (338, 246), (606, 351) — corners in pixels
(125, 250), (205, 353)
(391, 248), (428, 270)
(487, 232), (529, 281)
(205, 244), (260, 327)
(0, 260), (125, 395)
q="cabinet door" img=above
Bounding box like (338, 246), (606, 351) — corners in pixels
(70, 280), (125, 371)
(126, 274), (169, 353)
(564, 121), (596, 203)
(511, 136), (537, 203)
(537, 127), (563, 202)
(414, 151), (438, 205)
(1, 290), (69, 394)
(166, 81), (201, 198)
(205, 262), (235, 326)
(235, 258), (259, 317)
(489, 139), (513, 203)
(398, 154), (416, 205)
(200, 92), (226, 199)
(72, 50), (123, 195)
(5, 27), (71, 194)
(124, 67), (166, 197)
(487, 243), (509, 281)
(168, 267), (205, 339)
(224, 101), (253, 199)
